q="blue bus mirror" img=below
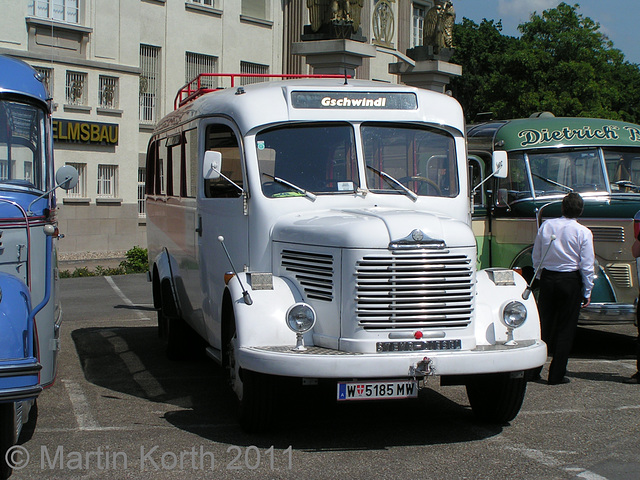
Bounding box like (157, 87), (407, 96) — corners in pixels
(55, 165), (79, 191)
(203, 150), (222, 180)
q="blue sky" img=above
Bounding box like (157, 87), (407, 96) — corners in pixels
(453, 1), (640, 64)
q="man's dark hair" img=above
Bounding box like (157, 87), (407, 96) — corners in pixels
(562, 192), (584, 218)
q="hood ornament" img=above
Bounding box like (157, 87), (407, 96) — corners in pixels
(390, 229), (445, 250)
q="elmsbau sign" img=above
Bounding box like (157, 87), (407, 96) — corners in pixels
(52, 119), (119, 146)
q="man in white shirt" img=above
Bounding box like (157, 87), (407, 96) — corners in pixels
(532, 192), (595, 385)
(628, 228), (640, 384)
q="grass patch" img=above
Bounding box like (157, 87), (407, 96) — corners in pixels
(59, 246), (148, 278)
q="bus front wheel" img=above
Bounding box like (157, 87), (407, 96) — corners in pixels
(0, 403), (18, 479)
(225, 316), (276, 432)
(465, 372), (527, 424)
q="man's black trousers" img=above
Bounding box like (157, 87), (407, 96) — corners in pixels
(537, 269), (583, 383)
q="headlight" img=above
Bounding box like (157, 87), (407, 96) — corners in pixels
(503, 301), (527, 328)
(286, 303), (316, 333)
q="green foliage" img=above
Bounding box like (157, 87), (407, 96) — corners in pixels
(450, 3), (640, 123)
(119, 246), (149, 274)
(59, 267), (93, 278)
(59, 246), (149, 278)
(95, 265), (126, 276)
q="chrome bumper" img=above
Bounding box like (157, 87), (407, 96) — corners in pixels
(579, 303), (636, 324)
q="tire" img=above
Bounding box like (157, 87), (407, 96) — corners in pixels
(157, 307), (168, 339)
(225, 312), (276, 432)
(0, 403), (18, 480)
(165, 313), (190, 360)
(236, 370), (276, 433)
(465, 372), (527, 424)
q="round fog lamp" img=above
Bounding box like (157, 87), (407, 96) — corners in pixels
(286, 303), (316, 333)
(503, 301), (527, 328)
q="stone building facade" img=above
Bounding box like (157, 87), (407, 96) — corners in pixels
(0, 0), (437, 256)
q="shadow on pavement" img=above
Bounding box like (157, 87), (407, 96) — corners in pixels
(71, 325), (503, 449)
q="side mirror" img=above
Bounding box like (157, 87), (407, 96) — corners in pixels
(55, 165), (79, 191)
(492, 151), (508, 179)
(28, 165), (79, 214)
(203, 150), (222, 180)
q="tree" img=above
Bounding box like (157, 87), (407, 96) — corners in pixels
(450, 3), (640, 123)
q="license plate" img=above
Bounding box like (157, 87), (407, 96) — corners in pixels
(337, 379), (419, 401)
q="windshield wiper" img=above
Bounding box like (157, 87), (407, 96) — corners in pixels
(531, 173), (573, 192)
(261, 173), (316, 201)
(366, 165), (418, 201)
(613, 180), (640, 192)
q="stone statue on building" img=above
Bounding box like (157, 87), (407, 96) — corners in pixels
(307, 0), (364, 39)
(423, 0), (455, 54)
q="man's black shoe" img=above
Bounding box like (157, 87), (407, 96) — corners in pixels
(548, 377), (570, 385)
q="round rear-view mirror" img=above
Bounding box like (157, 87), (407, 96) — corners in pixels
(55, 165), (79, 191)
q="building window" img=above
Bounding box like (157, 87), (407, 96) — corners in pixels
(138, 167), (146, 217)
(140, 44), (160, 124)
(99, 75), (119, 109)
(190, 0), (214, 6)
(65, 71), (87, 105)
(29, 0), (79, 24)
(185, 52), (218, 89)
(34, 66), (53, 98)
(97, 165), (118, 198)
(240, 61), (269, 86)
(65, 162), (86, 197)
(242, 0), (267, 19)
(412, 2), (428, 48)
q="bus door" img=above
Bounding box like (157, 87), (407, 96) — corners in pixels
(197, 122), (248, 350)
(490, 152), (538, 272)
(469, 155), (491, 268)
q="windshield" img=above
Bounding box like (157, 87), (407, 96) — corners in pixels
(257, 123), (358, 197)
(0, 100), (47, 191)
(498, 148), (607, 203)
(362, 123), (459, 197)
(604, 148), (640, 192)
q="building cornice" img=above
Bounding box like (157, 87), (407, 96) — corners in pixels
(0, 48), (141, 76)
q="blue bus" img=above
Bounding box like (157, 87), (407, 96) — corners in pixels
(0, 55), (77, 478)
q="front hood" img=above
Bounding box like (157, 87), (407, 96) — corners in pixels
(272, 208), (475, 249)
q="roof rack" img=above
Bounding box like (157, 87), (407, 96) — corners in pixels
(174, 73), (349, 109)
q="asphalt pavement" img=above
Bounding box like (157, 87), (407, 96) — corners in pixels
(4, 274), (639, 480)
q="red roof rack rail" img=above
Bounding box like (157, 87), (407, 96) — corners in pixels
(174, 73), (350, 110)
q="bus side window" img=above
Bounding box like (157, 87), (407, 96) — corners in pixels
(204, 124), (243, 198)
(468, 156), (484, 208)
(185, 129), (198, 198)
(144, 140), (157, 195)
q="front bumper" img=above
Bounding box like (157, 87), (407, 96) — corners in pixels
(579, 303), (636, 324)
(0, 360), (42, 401)
(238, 340), (547, 378)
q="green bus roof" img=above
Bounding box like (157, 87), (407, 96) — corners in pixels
(469, 117), (640, 151)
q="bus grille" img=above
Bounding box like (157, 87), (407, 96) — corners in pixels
(281, 250), (334, 301)
(356, 250), (473, 330)
(588, 226), (624, 243)
(606, 263), (632, 288)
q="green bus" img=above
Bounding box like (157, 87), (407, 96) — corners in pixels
(469, 114), (640, 323)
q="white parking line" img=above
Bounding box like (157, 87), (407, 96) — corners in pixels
(100, 330), (167, 399)
(104, 275), (151, 320)
(503, 444), (609, 479)
(62, 380), (100, 431)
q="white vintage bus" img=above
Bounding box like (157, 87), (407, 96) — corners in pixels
(145, 74), (546, 430)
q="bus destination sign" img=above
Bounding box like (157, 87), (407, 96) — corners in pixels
(291, 91), (418, 110)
